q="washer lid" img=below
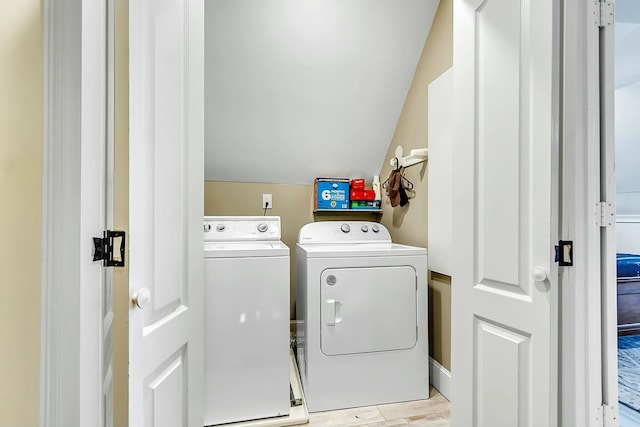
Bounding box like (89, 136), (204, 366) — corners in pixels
(297, 242), (426, 258)
(205, 241), (289, 258)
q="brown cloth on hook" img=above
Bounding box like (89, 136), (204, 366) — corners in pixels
(387, 169), (401, 207)
(386, 169), (409, 207)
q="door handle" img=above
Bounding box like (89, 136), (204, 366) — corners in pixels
(325, 299), (342, 326)
(532, 266), (548, 282)
(326, 299), (336, 325)
(132, 287), (151, 309)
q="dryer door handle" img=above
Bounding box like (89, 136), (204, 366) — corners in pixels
(325, 299), (342, 326)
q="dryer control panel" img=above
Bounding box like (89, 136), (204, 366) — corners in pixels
(298, 221), (391, 244)
(204, 216), (281, 241)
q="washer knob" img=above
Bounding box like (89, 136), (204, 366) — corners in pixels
(257, 223), (268, 233)
(216, 224), (226, 232)
(361, 225), (369, 232)
(204, 223), (212, 232)
(340, 223), (351, 233)
(372, 224), (380, 233)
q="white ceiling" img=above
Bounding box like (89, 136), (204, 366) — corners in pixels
(204, 0), (439, 184)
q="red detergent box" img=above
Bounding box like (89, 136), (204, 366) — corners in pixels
(362, 190), (376, 201)
(314, 178), (350, 210)
(350, 178), (365, 190)
(350, 189), (365, 200)
(351, 189), (375, 201)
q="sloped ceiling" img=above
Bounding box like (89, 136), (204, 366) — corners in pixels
(204, 0), (439, 184)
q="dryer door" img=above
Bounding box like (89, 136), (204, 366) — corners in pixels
(320, 266), (417, 356)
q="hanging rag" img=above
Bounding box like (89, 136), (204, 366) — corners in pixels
(386, 169), (410, 208)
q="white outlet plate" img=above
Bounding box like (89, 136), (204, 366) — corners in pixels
(262, 193), (272, 209)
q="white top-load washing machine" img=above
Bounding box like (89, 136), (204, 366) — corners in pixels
(296, 221), (428, 412)
(204, 216), (290, 426)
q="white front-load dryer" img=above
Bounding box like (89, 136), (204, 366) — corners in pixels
(296, 221), (428, 412)
(204, 216), (290, 426)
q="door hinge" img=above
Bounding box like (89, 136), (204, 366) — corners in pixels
(595, 403), (604, 424)
(595, 201), (614, 227)
(596, 403), (618, 426)
(594, 1), (614, 27)
(555, 240), (573, 266)
(602, 403), (618, 425)
(93, 230), (126, 267)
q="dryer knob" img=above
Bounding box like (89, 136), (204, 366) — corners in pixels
(340, 223), (351, 233)
(361, 225), (369, 232)
(216, 224), (226, 232)
(372, 224), (380, 233)
(257, 223), (268, 233)
(204, 223), (212, 232)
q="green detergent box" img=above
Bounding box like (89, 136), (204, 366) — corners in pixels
(314, 178), (350, 210)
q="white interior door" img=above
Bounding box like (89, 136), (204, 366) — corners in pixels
(451, 0), (559, 426)
(128, 0), (204, 426)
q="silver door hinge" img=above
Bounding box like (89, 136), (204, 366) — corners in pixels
(594, 1), (614, 27)
(596, 403), (618, 426)
(602, 403), (618, 425)
(595, 201), (614, 227)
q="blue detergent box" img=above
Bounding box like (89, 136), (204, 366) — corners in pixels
(314, 178), (350, 210)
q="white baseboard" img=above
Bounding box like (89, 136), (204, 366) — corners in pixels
(429, 357), (451, 401)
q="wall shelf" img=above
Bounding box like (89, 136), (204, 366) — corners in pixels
(389, 145), (428, 169)
(314, 209), (383, 214)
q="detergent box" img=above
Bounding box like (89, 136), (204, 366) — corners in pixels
(314, 178), (350, 210)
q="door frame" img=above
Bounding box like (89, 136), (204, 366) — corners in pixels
(560, 0), (618, 425)
(598, 0), (619, 424)
(40, 1), (110, 426)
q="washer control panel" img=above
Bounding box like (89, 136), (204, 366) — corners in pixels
(298, 221), (391, 244)
(204, 216), (281, 242)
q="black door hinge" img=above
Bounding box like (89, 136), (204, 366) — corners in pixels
(555, 240), (573, 266)
(93, 230), (126, 267)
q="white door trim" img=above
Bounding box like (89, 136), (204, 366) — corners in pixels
(560, 0), (615, 425)
(599, 0), (619, 424)
(40, 1), (109, 426)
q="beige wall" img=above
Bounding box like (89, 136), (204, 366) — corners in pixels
(0, 1), (42, 426)
(429, 272), (452, 370)
(379, 0), (452, 370)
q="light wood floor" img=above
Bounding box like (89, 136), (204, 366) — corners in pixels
(305, 387), (450, 427)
